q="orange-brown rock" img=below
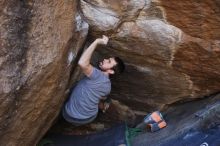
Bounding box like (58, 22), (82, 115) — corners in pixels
(0, 0), (88, 145)
(159, 0), (220, 40)
(80, 0), (220, 111)
(1, 0), (220, 145)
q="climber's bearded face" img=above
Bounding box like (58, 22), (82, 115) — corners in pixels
(99, 57), (117, 71)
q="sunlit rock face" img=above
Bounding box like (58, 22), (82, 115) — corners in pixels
(160, 0), (220, 40)
(1, 0), (220, 145)
(80, 0), (220, 111)
(0, 0), (88, 145)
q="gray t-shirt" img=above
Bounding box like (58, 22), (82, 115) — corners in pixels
(64, 67), (111, 119)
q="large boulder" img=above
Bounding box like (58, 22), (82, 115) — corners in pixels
(80, 0), (220, 111)
(1, 0), (220, 145)
(0, 0), (88, 145)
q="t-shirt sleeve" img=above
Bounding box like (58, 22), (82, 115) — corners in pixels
(87, 67), (111, 97)
(88, 67), (103, 80)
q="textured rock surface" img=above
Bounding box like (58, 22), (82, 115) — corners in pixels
(80, 0), (220, 111)
(160, 0), (220, 40)
(1, 0), (220, 145)
(0, 0), (88, 145)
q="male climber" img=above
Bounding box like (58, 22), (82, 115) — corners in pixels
(62, 35), (125, 126)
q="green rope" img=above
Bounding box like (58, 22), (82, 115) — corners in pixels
(37, 138), (54, 146)
(125, 124), (143, 146)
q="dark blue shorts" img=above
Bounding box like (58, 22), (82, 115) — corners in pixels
(62, 107), (97, 126)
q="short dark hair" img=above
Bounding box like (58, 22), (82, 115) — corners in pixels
(112, 57), (125, 75)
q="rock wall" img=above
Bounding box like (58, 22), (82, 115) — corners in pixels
(0, 0), (88, 145)
(80, 0), (220, 111)
(0, 0), (220, 145)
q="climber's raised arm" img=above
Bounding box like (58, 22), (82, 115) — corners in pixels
(78, 35), (109, 77)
